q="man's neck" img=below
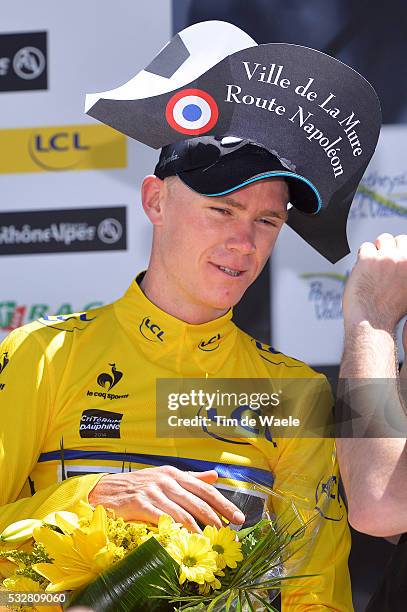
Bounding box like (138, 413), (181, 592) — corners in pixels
(139, 267), (229, 325)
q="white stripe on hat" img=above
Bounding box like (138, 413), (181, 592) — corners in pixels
(85, 21), (256, 112)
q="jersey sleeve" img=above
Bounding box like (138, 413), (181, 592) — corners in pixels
(0, 328), (104, 538)
(272, 376), (353, 611)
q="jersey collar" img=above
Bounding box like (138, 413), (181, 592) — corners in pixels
(114, 272), (238, 373)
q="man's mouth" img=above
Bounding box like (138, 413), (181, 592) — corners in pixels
(213, 264), (245, 277)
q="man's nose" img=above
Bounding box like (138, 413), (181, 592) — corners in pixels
(225, 226), (256, 255)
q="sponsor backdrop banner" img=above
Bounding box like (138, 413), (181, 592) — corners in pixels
(0, 1), (171, 341)
(0, 207), (127, 256)
(271, 126), (407, 365)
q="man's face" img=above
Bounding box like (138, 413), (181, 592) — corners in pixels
(148, 175), (289, 315)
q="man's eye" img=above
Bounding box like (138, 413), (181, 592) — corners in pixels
(210, 207), (231, 215)
(259, 218), (277, 226)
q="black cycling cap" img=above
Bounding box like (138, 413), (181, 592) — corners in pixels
(154, 136), (321, 214)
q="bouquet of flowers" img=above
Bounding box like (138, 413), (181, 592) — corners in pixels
(0, 488), (321, 612)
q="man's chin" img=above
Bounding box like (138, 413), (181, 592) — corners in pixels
(205, 289), (247, 312)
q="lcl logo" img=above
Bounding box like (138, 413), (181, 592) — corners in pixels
(139, 316), (165, 342)
(33, 132), (89, 152)
(28, 128), (91, 171)
(198, 333), (221, 351)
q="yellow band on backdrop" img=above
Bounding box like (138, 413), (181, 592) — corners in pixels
(0, 124), (126, 173)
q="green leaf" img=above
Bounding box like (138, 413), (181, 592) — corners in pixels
(237, 519), (269, 541)
(251, 591), (279, 612)
(207, 591), (228, 612)
(225, 589), (236, 611)
(66, 537), (178, 611)
(244, 591), (256, 612)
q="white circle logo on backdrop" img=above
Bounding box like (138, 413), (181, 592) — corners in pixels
(13, 47), (45, 80)
(97, 218), (123, 244)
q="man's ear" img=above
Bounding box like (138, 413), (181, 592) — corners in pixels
(141, 175), (165, 225)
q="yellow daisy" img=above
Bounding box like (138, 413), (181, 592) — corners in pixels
(166, 529), (217, 585)
(197, 573), (223, 594)
(32, 505), (117, 591)
(203, 525), (243, 569)
(153, 514), (182, 546)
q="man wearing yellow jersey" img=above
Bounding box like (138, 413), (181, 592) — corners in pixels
(0, 136), (352, 610)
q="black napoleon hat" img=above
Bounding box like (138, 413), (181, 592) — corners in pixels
(85, 21), (381, 262)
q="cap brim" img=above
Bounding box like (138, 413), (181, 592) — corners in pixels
(178, 168), (321, 214)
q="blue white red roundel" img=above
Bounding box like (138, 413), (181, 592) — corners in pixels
(165, 88), (219, 135)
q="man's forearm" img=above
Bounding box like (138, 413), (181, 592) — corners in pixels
(337, 322), (407, 536)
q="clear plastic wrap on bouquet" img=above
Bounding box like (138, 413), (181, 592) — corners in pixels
(0, 458), (338, 612)
(179, 480), (329, 612)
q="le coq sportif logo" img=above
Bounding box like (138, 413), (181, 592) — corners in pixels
(97, 363), (123, 391)
(86, 362), (129, 403)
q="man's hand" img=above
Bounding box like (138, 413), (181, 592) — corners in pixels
(342, 233), (407, 332)
(337, 233), (407, 536)
(88, 466), (245, 533)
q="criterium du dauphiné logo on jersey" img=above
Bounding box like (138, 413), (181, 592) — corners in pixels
(0, 352), (9, 391)
(80, 408), (123, 439)
(198, 333), (221, 351)
(86, 362), (129, 402)
(139, 316), (165, 343)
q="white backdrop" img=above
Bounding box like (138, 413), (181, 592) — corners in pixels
(271, 125), (407, 365)
(0, 1), (171, 340)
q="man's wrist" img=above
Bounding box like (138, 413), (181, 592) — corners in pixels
(87, 473), (110, 506)
(341, 320), (398, 379)
(343, 317), (396, 336)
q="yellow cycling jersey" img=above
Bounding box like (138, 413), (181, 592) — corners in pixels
(0, 274), (353, 610)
